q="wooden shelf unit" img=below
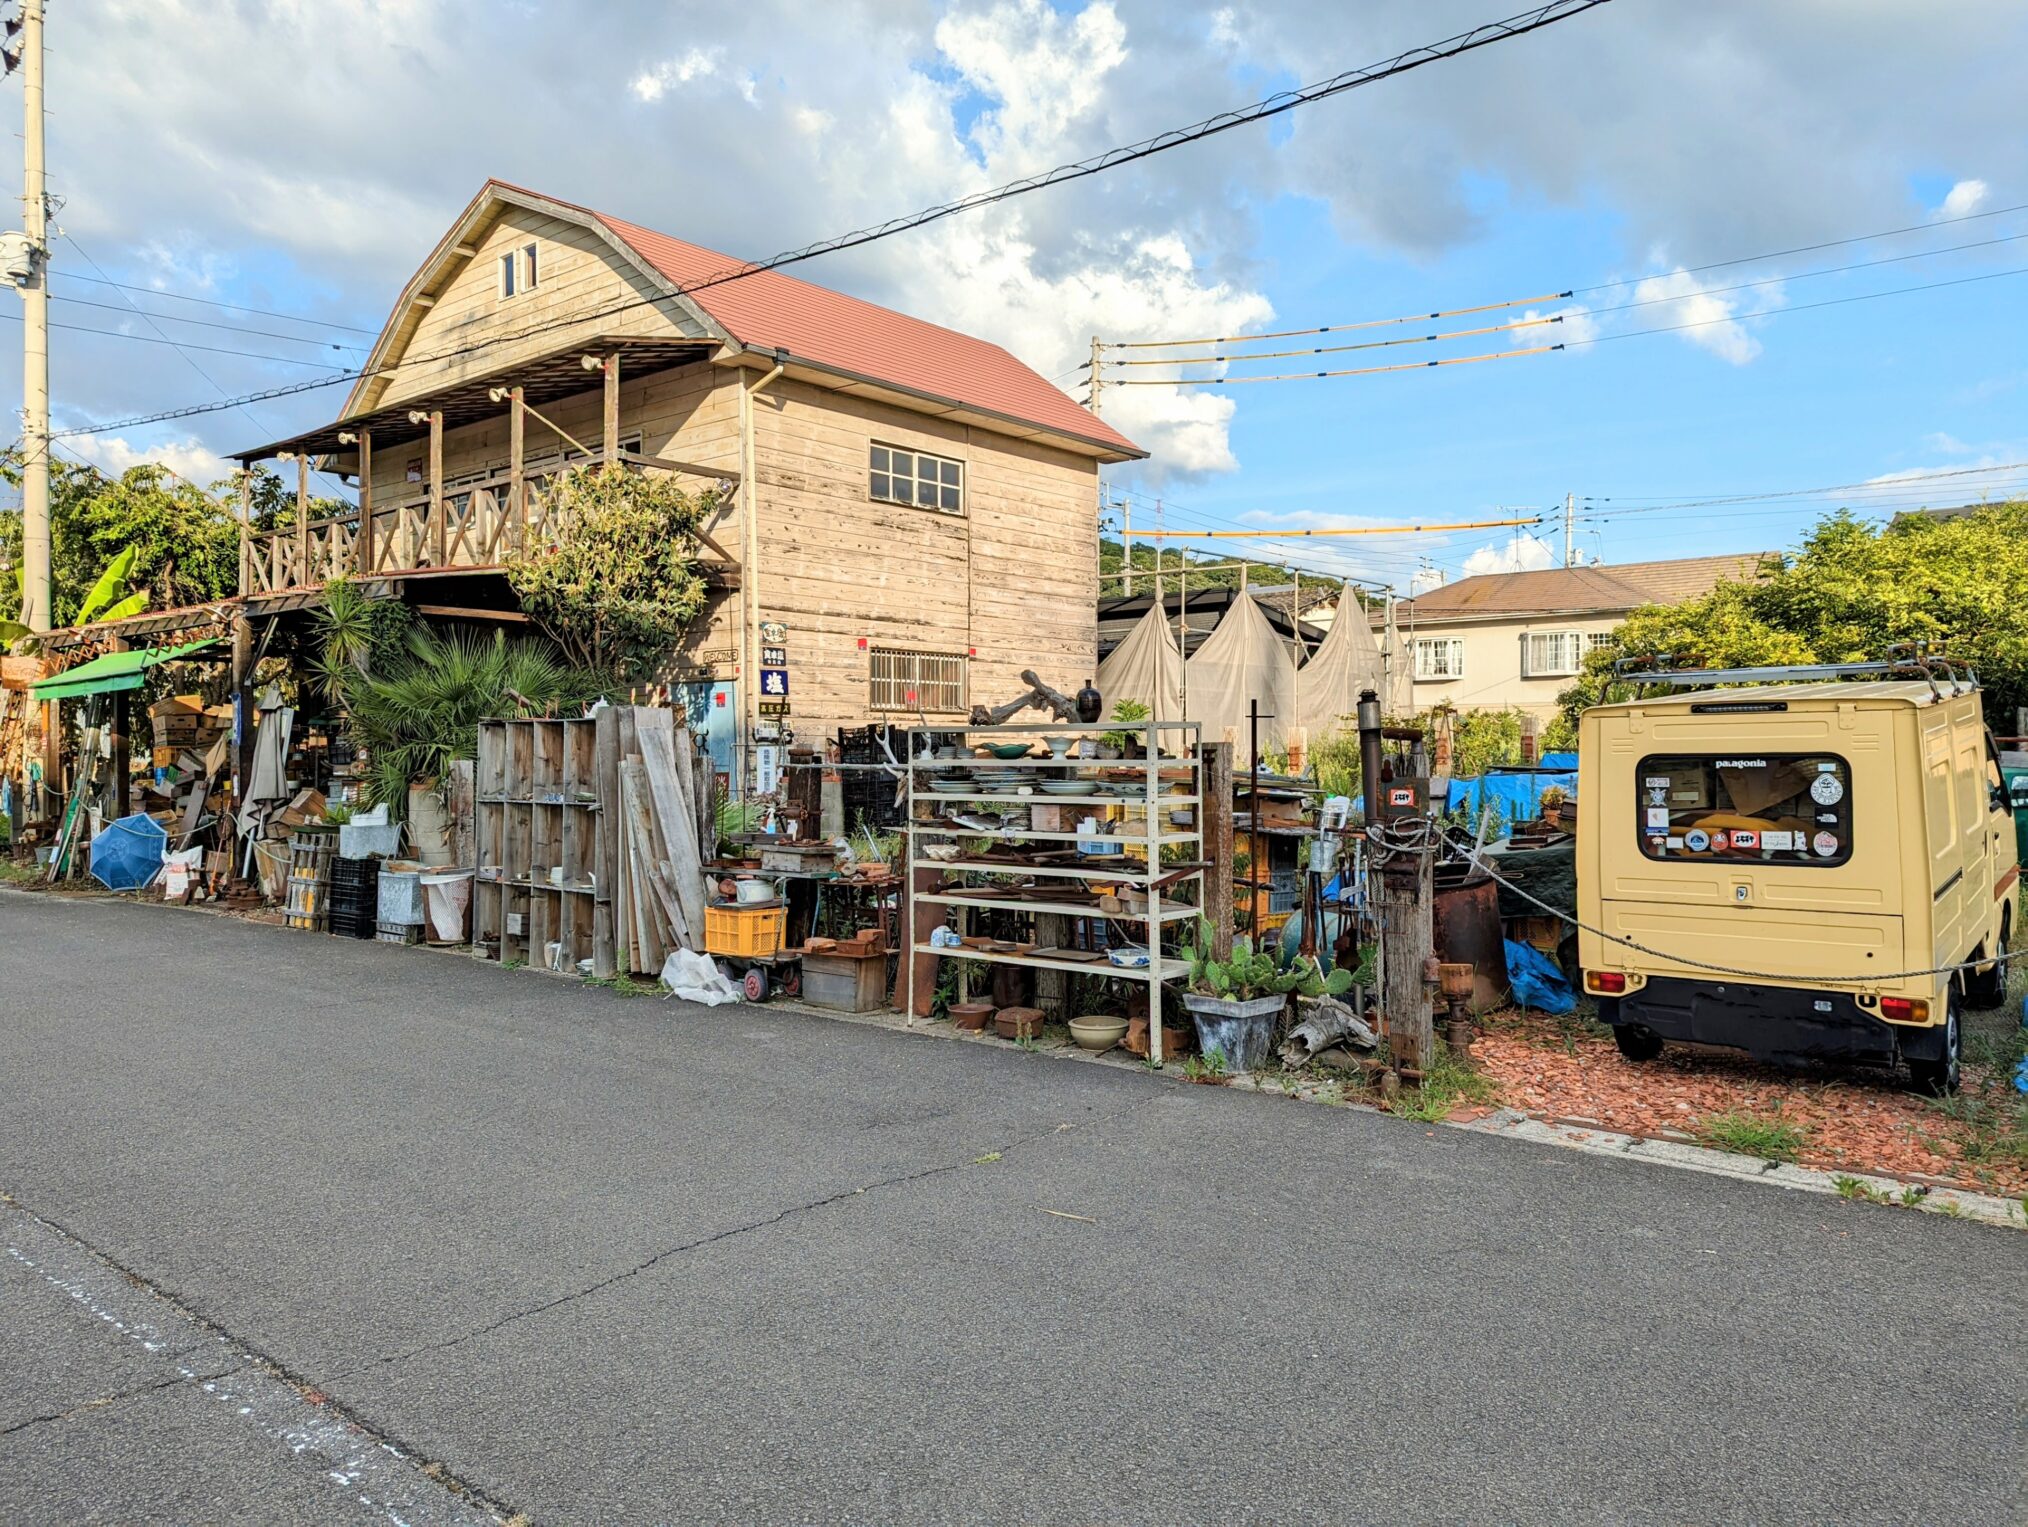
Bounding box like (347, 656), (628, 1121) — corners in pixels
(474, 715), (609, 973)
(903, 720), (1203, 1064)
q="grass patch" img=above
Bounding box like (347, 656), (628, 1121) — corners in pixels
(1694, 1109), (1807, 1162)
(1832, 1174), (1890, 1204)
(1387, 1042), (1496, 1123)
(0, 858), (40, 886)
(1180, 1051), (1228, 1085)
(584, 973), (653, 998)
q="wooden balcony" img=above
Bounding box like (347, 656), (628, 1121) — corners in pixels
(242, 462), (576, 596)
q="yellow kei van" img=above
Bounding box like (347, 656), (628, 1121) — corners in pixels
(1577, 664), (2017, 1094)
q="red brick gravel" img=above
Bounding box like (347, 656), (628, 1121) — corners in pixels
(1470, 1013), (2028, 1197)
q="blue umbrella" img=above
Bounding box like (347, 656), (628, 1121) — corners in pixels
(90, 813), (167, 892)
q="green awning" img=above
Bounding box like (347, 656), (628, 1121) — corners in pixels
(31, 638), (223, 702)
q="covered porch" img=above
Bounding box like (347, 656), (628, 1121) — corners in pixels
(233, 335), (741, 597)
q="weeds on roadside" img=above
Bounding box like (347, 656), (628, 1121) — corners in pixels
(1386, 1042), (1496, 1123)
(1181, 1051), (1228, 1085)
(585, 973), (651, 998)
(1832, 1174), (1890, 1204)
(1695, 1109), (1807, 1162)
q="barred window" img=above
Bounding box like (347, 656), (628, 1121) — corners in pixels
(870, 648), (967, 713)
(870, 444), (964, 514)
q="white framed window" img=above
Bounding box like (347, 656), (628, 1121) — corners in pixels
(1522, 630), (1589, 678)
(870, 443), (963, 515)
(1586, 631), (1614, 654)
(870, 648), (967, 713)
(1413, 637), (1465, 680)
(500, 242), (539, 297)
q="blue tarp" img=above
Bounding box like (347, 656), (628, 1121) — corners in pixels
(1505, 937), (1576, 1013)
(1538, 751), (1579, 771)
(1443, 768), (1579, 830)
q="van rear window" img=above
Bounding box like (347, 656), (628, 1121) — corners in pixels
(1636, 754), (1852, 866)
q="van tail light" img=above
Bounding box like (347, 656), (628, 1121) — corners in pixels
(1879, 997), (1929, 1023)
(1587, 971), (1627, 994)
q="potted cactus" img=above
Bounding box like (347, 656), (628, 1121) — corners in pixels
(1176, 920), (1353, 1070)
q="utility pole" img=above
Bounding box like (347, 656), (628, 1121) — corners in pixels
(1088, 335), (1103, 417)
(1121, 494), (1132, 597)
(1563, 491), (1575, 568)
(11, 0), (50, 633)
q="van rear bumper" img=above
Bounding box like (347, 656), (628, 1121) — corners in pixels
(1597, 977), (1947, 1067)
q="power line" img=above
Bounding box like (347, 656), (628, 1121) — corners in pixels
(1100, 341), (1563, 385)
(1098, 291), (1575, 351)
(48, 0), (1616, 441)
(0, 308), (352, 369)
(1571, 459), (2028, 512)
(1100, 312), (1564, 369)
(47, 291), (368, 351)
(47, 270), (378, 334)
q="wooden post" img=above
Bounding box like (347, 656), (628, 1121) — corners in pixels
(105, 633), (129, 821)
(602, 351), (621, 464)
(1204, 740), (1235, 961)
(236, 460), (251, 595)
(508, 385), (526, 554)
(1378, 845), (1435, 1070)
(231, 610), (253, 853)
(592, 704), (617, 979)
(293, 454), (309, 586)
(428, 409), (445, 567)
(356, 429), (373, 574)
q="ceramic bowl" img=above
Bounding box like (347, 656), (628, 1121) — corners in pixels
(981, 742), (1033, 759)
(1068, 1015), (1129, 1051)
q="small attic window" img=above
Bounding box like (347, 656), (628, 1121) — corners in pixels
(498, 243), (539, 298)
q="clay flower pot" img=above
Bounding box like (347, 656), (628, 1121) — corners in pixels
(948, 1001), (995, 1032)
(995, 1006), (1045, 1041)
(1068, 1014), (1128, 1051)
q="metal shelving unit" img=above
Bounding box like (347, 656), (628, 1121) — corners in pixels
(904, 719), (1203, 1064)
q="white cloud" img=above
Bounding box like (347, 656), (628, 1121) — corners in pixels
(1936, 178), (1989, 219)
(1629, 267), (1779, 365)
(1461, 534), (1554, 577)
(1515, 303), (1597, 348)
(630, 47), (724, 102)
(66, 434), (228, 487)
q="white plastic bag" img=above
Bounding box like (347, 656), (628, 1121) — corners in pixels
(661, 948), (742, 1006)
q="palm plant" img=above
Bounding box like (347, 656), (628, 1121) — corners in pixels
(339, 625), (603, 813)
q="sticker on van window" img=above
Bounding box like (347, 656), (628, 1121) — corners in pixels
(1731, 829), (1760, 850)
(1709, 830), (1730, 850)
(1645, 807), (1669, 828)
(1684, 829), (1710, 852)
(1665, 836), (1684, 849)
(1644, 776), (1670, 788)
(1817, 811), (1838, 825)
(1762, 830), (1794, 851)
(1646, 835), (1666, 854)
(1813, 831), (1839, 856)
(1809, 773), (1845, 806)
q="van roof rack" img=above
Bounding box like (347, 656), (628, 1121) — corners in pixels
(1612, 644), (1975, 699)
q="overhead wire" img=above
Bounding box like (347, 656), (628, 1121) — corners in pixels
(1100, 312), (1565, 368)
(46, 0), (1616, 441)
(46, 292), (369, 352)
(47, 270), (378, 334)
(1100, 341), (1563, 385)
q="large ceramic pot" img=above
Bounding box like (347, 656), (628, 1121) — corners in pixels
(1179, 991), (1285, 1071)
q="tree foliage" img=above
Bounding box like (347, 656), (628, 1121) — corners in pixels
(506, 464), (716, 678)
(0, 454), (334, 627)
(1555, 504), (2028, 729)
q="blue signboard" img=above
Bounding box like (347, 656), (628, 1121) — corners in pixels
(759, 668), (790, 698)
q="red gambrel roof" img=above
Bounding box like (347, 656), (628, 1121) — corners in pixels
(586, 201), (1143, 459)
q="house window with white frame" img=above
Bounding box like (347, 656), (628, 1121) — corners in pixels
(870, 444), (964, 514)
(1413, 637), (1465, 680)
(499, 242), (539, 298)
(870, 648), (967, 713)
(1522, 630), (1589, 678)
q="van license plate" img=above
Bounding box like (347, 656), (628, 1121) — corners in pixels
(1813, 1000), (1833, 1013)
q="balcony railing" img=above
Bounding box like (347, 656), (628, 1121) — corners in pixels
(242, 460), (588, 597)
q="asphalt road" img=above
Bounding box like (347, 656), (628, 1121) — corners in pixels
(2, 889), (2023, 1524)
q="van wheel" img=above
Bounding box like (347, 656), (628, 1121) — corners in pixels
(1613, 1025), (1664, 1062)
(1906, 1001), (1961, 1096)
(1963, 911), (2011, 1010)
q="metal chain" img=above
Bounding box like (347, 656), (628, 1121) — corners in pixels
(1459, 848), (2002, 986)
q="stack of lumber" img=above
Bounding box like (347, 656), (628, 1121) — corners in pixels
(607, 705), (715, 976)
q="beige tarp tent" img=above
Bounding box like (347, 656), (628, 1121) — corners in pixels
(1381, 600), (1413, 716)
(1292, 598), (1387, 738)
(1095, 601), (1185, 721)
(1184, 593), (1296, 752)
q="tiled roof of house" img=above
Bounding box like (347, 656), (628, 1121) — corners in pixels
(1381, 553), (1773, 620)
(582, 198), (1143, 459)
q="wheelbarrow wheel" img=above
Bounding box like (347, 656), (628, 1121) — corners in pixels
(779, 964), (802, 999)
(743, 965), (770, 1003)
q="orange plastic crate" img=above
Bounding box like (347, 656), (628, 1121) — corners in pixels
(705, 904), (786, 959)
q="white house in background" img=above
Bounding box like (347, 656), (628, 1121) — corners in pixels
(1370, 553), (1773, 721)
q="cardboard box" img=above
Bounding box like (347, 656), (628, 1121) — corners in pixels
(277, 788), (327, 829)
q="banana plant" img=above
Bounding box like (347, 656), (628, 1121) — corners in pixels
(75, 545), (149, 625)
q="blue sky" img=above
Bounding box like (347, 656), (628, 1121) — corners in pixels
(6, 0), (2025, 595)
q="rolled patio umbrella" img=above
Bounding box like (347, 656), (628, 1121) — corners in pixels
(89, 813), (167, 892)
